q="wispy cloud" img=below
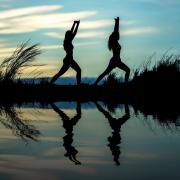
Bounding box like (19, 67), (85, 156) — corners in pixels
(20, 66), (54, 78)
(0, 5), (108, 34)
(45, 31), (106, 39)
(0, 5), (62, 19)
(122, 27), (158, 36)
(0, 46), (15, 58)
(41, 41), (100, 50)
(0, 4), (135, 35)
(45, 26), (158, 40)
(0, 41), (100, 60)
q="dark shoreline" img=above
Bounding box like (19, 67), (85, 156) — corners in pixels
(0, 83), (179, 132)
(0, 84), (179, 115)
(0, 83), (179, 102)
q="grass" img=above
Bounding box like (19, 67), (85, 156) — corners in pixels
(0, 42), (179, 105)
(0, 43), (179, 141)
(102, 53), (180, 90)
(131, 53), (180, 88)
(103, 72), (122, 87)
(0, 41), (41, 84)
(0, 45), (179, 134)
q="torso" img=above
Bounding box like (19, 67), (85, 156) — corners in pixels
(63, 40), (74, 58)
(112, 42), (121, 57)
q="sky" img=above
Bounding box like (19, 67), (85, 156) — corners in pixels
(0, 0), (180, 78)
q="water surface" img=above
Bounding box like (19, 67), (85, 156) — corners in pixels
(0, 102), (180, 180)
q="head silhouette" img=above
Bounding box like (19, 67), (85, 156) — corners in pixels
(108, 32), (120, 51)
(65, 30), (73, 41)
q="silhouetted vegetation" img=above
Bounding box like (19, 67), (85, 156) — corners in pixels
(102, 53), (180, 90)
(0, 41), (179, 115)
(0, 41), (41, 85)
(131, 53), (180, 91)
(0, 103), (41, 142)
(95, 101), (180, 132)
(103, 73), (122, 87)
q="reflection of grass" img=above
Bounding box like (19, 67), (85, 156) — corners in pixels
(101, 54), (180, 129)
(133, 101), (180, 131)
(0, 41), (41, 142)
(0, 42), (179, 138)
(0, 103), (41, 142)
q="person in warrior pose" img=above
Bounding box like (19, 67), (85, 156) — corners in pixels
(94, 17), (130, 85)
(50, 21), (81, 85)
(51, 102), (81, 165)
(95, 102), (130, 165)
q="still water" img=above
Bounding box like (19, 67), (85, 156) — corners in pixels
(0, 102), (180, 180)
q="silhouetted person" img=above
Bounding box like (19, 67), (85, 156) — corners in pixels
(95, 102), (130, 165)
(51, 102), (81, 165)
(94, 17), (130, 85)
(50, 21), (81, 85)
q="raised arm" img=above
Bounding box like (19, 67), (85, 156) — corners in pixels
(118, 104), (130, 125)
(50, 103), (69, 121)
(71, 101), (81, 125)
(70, 20), (80, 39)
(95, 102), (113, 120)
(71, 21), (76, 32)
(114, 17), (119, 33)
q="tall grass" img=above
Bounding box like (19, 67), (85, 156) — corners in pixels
(0, 41), (41, 84)
(132, 54), (180, 86)
(103, 73), (122, 87)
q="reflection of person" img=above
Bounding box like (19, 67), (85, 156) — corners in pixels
(50, 21), (81, 85)
(95, 17), (130, 85)
(95, 102), (130, 165)
(51, 102), (81, 165)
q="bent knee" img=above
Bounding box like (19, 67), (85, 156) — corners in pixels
(77, 67), (81, 74)
(126, 67), (130, 74)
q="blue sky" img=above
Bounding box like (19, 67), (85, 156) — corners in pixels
(0, 0), (180, 77)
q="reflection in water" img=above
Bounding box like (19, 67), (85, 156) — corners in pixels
(1, 101), (180, 179)
(95, 102), (130, 166)
(51, 102), (81, 165)
(0, 101), (179, 166)
(0, 104), (40, 142)
(132, 103), (180, 131)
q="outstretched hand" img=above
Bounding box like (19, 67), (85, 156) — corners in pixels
(115, 17), (119, 21)
(74, 20), (80, 24)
